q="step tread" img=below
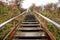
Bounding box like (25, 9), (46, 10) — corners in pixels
(14, 32), (46, 37)
(12, 39), (48, 40)
(21, 24), (40, 26)
(17, 27), (43, 30)
(22, 22), (39, 24)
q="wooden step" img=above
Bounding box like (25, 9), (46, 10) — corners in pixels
(12, 39), (48, 40)
(21, 24), (40, 26)
(13, 32), (47, 38)
(17, 27), (43, 32)
(21, 22), (39, 24)
(17, 27), (43, 31)
(22, 20), (39, 22)
(23, 20), (38, 22)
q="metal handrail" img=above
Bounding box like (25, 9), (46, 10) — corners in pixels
(0, 11), (27, 28)
(34, 11), (60, 29)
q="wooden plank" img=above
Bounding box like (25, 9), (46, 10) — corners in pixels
(14, 32), (46, 37)
(17, 27), (43, 30)
(21, 24), (40, 26)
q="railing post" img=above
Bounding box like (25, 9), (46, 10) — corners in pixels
(39, 16), (42, 27)
(39, 16), (42, 21)
(18, 16), (20, 22)
(44, 19), (47, 27)
(18, 16), (20, 27)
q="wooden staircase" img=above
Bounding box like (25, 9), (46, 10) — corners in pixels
(12, 14), (50, 40)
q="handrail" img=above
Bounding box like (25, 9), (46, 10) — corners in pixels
(35, 15), (56, 40)
(34, 11), (60, 29)
(0, 11), (27, 28)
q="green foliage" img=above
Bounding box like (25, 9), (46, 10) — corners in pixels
(0, 29), (10, 40)
(0, 4), (21, 40)
(0, 25), (10, 40)
(0, 5), (8, 14)
(41, 10), (60, 24)
(47, 22), (60, 40)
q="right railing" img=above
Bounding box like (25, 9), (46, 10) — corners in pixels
(34, 11), (60, 40)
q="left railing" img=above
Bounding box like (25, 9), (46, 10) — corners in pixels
(0, 11), (27, 40)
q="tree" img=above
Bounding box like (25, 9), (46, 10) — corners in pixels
(45, 3), (55, 13)
(16, 0), (24, 10)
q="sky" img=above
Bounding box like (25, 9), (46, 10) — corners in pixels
(21, 0), (59, 9)
(0, 0), (59, 9)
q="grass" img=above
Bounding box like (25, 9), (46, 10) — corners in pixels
(0, 5), (20, 40)
(47, 22), (60, 40)
(0, 25), (10, 40)
(0, 14), (7, 24)
(41, 11), (60, 24)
